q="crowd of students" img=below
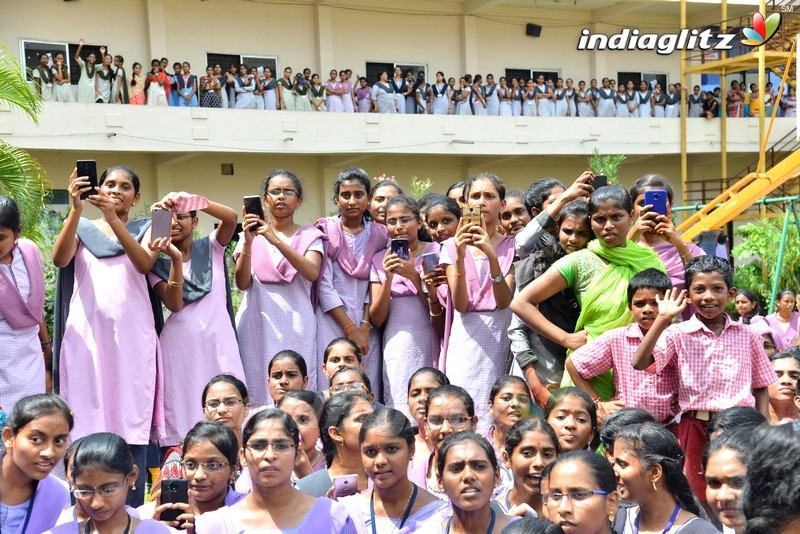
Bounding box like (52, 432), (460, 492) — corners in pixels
(1, 164), (800, 533)
(30, 43), (797, 118)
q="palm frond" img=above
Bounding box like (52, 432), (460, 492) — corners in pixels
(0, 139), (48, 241)
(0, 45), (42, 123)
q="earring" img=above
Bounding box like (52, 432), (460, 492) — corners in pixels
(609, 514), (615, 522)
(131, 484), (136, 491)
(652, 481), (658, 492)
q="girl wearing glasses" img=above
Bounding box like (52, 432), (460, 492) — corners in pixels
(201, 374), (251, 449)
(0, 394), (73, 534)
(497, 418), (559, 518)
(370, 196), (441, 417)
(139, 421), (245, 529)
(612, 424), (717, 533)
(296, 392), (374, 498)
(195, 408), (356, 533)
(147, 191), (242, 449)
(541, 450), (619, 534)
(339, 408), (446, 533)
(235, 169), (324, 406)
(408, 385), (477, 498)
(47, 432), (170, 534)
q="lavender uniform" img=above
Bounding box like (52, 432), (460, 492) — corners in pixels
(370, 242), (440, 418)
(5, 474), (70, 534)
(438, 237), (519, 432)
(0, 239), (46, 413)
(148, 230), (244, 446)
(194, 497), (358, 533)
(339, 492), (448, 534)
(315, 218), (388, 401)
(54, 218), (164, 445)
(46, 518), (172, 534)
(235, 226), (324, 407)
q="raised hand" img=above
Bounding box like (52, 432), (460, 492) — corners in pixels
(67, 168), (91, 211)
(564, 171), (595, 201)
(87, 188), (119, 222)
(657, 288), (689, 320)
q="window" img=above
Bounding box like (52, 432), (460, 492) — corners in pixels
(505, 69), (560, 84)
(531, 70), (560, 83)
(206, 53), (278, 76)
(618, 71), (668, 91)
(68, 42), (107, 85)
(505, 69), (531, 83)
(20, 40), (69, 81)
(366, 62), (428, 83)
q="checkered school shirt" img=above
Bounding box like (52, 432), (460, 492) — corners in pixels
(571, 323), (679, 423)
(649, 314), (776, 412)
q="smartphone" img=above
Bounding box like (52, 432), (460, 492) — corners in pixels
(644, 189), (668, 216)
(421, 252), (439, 272)
(243, 195), (265, 232)
(331, 474), (358, 500)
(77, 159), (98, 200)
(593, 174), (608, 190)
(160, 478), (189, 527)
(151, 208), (173, 241)
(390, 238), (409, 260)
(462, 206), (481, 226)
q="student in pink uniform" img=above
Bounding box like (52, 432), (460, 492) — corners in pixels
(765, 290), (800, 348)
(235, 169), (324, 406)
(148, 191), (243, 448)
(53, 165), (165, 506)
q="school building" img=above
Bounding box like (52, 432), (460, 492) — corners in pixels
(2, 0), (797, 229)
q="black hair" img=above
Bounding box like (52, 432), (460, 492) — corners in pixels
(242, 407), (299, 449)
(501, 517), (565, 534)
(702, 426), (752, 471)
(332, 167), (371, 203)
(524, 178), (565, 214)
(99, 165), (140, 195)
(417, 191), (441, 211)
(425, 384), (475, 417)
(72, 432), (133, 480)
(736, 289), (761, 324)
(323, 337), (362, 363)
(544, 387), (597, 437)
(263, 168), (303, 200)
(277, 389), (324, 422)
(464, 172), (506, 202)
(504, 418), (560, 459)
(627, 268), (672, 305)
(488, 375), (531, 406)
(370, 180), (403, 200)
(319, 392), (372, 467)
(173, 62), (182, 69)
(768, 348), (800, 366)
(505, 189), (525, 204)
(446, 181), (465, 198)
(384, 195), (421, 222)
(268, 350), (308, 378)
(778, 289), (796, 300)
(407, 367), (449, 394)
(182, 421), (239, 468)
(743, 422), (800, 533)
(599, 408), (655, 452)
(615, 424), (700, 515)
(424, 194), (462, 220)
(629, 174), (675, 203)
(63, 437), (84, 474)
(330, 365), (372, 393)
(0, 195), (21, 233)
(684, 255), (734, 291)
(542, 449), (616, 494)
(588, 185), (632, 214)
(532, 199), (591, 262)
(201, 374), (249, 407)
(436, 431), (497, 479)
(707, 407), (767, 440)
(5, 393), (74, 434)
(359, 407), (415, 450)
(556, 199), (590, 228)
(160, 57), (168, 63)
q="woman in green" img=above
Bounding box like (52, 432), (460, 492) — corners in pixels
(511, 185), (665, 406)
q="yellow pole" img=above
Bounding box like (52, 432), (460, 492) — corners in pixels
(757, 0), (766, 173)
(680, 0), (688, 198)
(721, 0), (728, 189)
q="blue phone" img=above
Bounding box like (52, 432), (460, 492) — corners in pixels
(644, 189), (668, 216)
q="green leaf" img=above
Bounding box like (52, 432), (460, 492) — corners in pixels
(0, 139), (48, 241)
(0, 45), (42, 123)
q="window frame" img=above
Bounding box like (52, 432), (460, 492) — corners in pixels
(205, 52), (279, 76)
(365, 61), (428, 84)
(19, 38), (70, 82)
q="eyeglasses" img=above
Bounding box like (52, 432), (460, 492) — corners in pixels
(267, 188), (298, 198)
(426, 415), (471, 429)
(245, 441), (296, 455)
(72, 477), (129, 500)
(175, 213), (192, 221)
(182, 461), (230, 473)
(542, 490), (609, 506)
(203, 398), (243, 410)
(330, 382), (366, 394)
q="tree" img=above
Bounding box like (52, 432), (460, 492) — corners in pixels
(0, 45), (48, 240)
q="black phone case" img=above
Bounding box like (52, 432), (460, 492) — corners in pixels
(390, 238), (409, 260)
(160, 478), (189, 527)
(243, 196), (264, 231)
(77, 160), (98, 200)
(593, 174), (608, 190)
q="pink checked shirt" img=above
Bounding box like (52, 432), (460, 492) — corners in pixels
(650, 314), (776, 412)
(571, 323), (679, 423)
